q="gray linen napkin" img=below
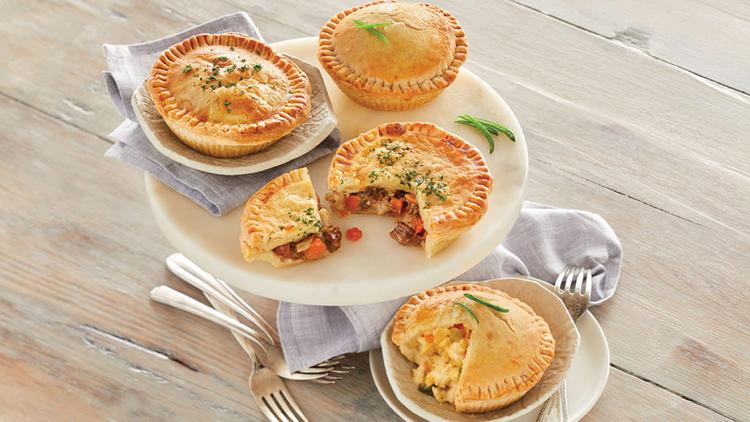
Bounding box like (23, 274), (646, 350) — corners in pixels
(102, 12), (341, 215)
(278, 202), (622, 372)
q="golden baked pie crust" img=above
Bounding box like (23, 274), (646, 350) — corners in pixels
(148, 33), (311, 158)
(326, 122), (492, 257)
(241, 168), (328, 267)
(318, 1), (468, 110)
(392, 283), (556, 413)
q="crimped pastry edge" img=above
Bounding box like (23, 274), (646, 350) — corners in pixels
(240, 167), (319, 268)
(317, 1), (468, 110)
(326, 122), (493, 257)
(391, 283), (556, 413)
(147, 33), (311, 157)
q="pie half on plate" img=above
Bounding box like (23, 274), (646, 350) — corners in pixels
(241, 168), (342, 267)
(147, 33), (311, 158)
(391, 284), (556, 413)
(318, 0), (468, 110)
(326, 122), (493, 257)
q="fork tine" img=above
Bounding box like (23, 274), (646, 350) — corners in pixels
(555, 265), (571, 290)
(563, 267), (578, 293)
(575, 267), (585, 294)
(278, 389), (309, 422)
(585, 269), (593, 298)
(284, 372), (329, 381)
(271, 391), (301, 422)
(259, 396), (283, 422)
(264, 394), (291, 422)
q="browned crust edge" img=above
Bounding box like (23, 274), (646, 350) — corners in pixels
(147, 33), (311, 148)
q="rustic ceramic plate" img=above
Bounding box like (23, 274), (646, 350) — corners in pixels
(370, 280), (609, 422)
(132, 55), (337, 175)
(380, 278), (580, 422)
(145, 37), (527, 305)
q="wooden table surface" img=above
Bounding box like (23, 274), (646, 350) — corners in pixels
(2, 1), (749, 420)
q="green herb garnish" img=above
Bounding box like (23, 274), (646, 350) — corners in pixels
(455, 114), (515, 153)
(464, 293), (509, 313)
(453, 301), (479, 322)
(182, 64), (193, 73)
(223, 99), (231, 107)
(353, 19), (392, 44)
(253, 63), (262, 72)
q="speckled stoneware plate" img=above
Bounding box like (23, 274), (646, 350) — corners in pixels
(380, 278), (581, 422)
(132, 54), (337, 175)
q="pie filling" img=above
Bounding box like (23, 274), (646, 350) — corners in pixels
(343, 188), (426, 246)
(272, 225), (342, 262)
(412, 324), (470, 403)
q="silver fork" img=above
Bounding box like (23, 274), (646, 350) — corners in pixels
(165, 253), (353, 383)
(249, 363), (310, 422)
(536, 265), (592, 422)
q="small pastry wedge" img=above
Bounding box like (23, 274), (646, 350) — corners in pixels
(147, 33), (311, 158)
(241, 168), (342, 267)
(392, 284), (556, 413)
(326, 122), (493, 257)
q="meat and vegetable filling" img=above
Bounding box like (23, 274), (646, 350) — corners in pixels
(342, 187), (426, 247)
(272, 225), (342, 262)
(412, 324), (470, 403)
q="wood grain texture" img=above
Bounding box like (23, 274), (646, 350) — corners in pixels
(512, 0), (750, 95)
(1, 0), (749, 420)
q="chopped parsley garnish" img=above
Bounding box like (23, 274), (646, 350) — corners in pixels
(215, 56), (228, 62)
(225, 64), (237, 74)
(182, 64), (193, 73)
(253, 63), (263, 72)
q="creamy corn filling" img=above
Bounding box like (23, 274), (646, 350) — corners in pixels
(412, 325), (469, 403)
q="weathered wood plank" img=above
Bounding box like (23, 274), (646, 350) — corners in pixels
(584, 368), (731, 422)
(513, 0), (750, 95)
(1, 0), (750, 420)
(0, 95), (394, 421)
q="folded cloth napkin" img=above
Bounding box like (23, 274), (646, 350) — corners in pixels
(278, 202), (622, 372)
(102, 12), (341, 215)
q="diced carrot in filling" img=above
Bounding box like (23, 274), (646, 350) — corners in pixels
(411, 217), (425, 234)
(344, 194), (360, 211)
(303, 237), (328, 261)
(404, 193), (417, 208)
(390, 197), (405, 214)
(346, 227), (363, 241)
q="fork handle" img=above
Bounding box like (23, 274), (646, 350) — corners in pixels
(149, 286), (267, 354)
(536, 381), (567, 422)
(165, 254), (278, 344)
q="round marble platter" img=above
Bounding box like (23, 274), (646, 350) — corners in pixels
(145, 37), (528, 306)
(132, 55), (337, 175)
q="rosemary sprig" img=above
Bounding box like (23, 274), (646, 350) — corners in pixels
(453, 301), (479, 322)
(353, 19), (392, 44)
(464, 293), (509, 313)
(455, 114), (516, 153)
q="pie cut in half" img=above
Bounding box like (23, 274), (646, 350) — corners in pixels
(318, 1), (468, 110)
(147, 33), (312, 158)
(392, 284), (556, 413)
(326, 122), (493, 257)
(241, 168), (342, 267)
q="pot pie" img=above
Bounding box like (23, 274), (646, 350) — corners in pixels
(147, 33), (311, 158)
(241, 168), (342, 267)
(318, 1), (468, 110)
(392, 284), (556, 413)
(326, 122), (492, 257)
